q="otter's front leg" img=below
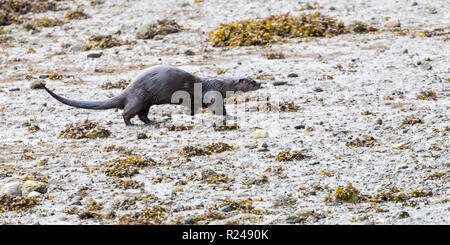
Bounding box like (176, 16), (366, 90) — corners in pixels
(222, 105), (237, 120)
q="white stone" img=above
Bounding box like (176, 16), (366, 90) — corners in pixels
(1, 182), (22, 196)
(249, 129), (268, 139)
(27, 191), (42, 198)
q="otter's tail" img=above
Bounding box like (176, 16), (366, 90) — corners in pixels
(42, 83), (121, 110)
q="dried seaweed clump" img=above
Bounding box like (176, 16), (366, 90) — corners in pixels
(346, 136), (376, 147)
(166, 124), (193, 131)
(104, 144), (133, 155)
(275, 150), (310, 162)
(416, 90), (437, 101)
(209, 12), (354, 47)
(84, 34), (129, 50)
(205, 142), (234, 153)
(59, 120), (98, 139)
(116, 179), (144, 189)
(0, 194), (37, 212)
(179, 142), (234, 157)
(324, 182), (360, 203)
(136, 19), (182, 39)
(366, 187), (432, 204)
(220, 198), (262, 214)
(179, 145), (211, 157)
(348, 21), (378, 33)
(65, 10), (89, 20)
(0, 0), (58, 26)
(266, 52), (285, 59)
(24, 16), (63, 30)
(279, 101), (300, 112)
(100, 78), (131, 90)
(205, 173), (233, 184)
(103, 156), (156, 178)
(119, 206), (168, 225)
(401, 115), (423, 126)
(213, 123), (240, 131)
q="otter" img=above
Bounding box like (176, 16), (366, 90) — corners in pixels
(42, 65), (261, 126)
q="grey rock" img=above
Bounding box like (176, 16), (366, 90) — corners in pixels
(70, 200), (82, 206)
(22, 180), (47, 196)
(71, 43), (86, 52)
(201, 168), (217, 179)
(238, 213), (261, 220)
(221, 205), (236, 212)
(175, 180), (187, 186)
(184, 217), (196, 225)
(286, 216), (301, 224)
(110, 196), (134, 210)
(294, 208), (315, 216)
(274, 195), (296, 206)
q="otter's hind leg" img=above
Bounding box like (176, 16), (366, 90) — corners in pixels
(122, 100), (143, 126)
(138, 105), (156, 125)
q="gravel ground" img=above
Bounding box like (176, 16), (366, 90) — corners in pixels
(0, 0), (448, 225)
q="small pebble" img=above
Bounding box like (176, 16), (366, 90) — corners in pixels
(287, 73), (298, 78)
(87, 52), (103, 58)
(376, 119), (383, 125)
(273, 81), (287, 86)
(137, 132), (148, 139)
(419, 63), (432, 70)
(384, 19), (401, 28)
(398, 211), (410, 219)
(294, 124), (306, 129)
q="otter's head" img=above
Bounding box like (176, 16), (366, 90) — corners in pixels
(231, 77), (261, 92)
